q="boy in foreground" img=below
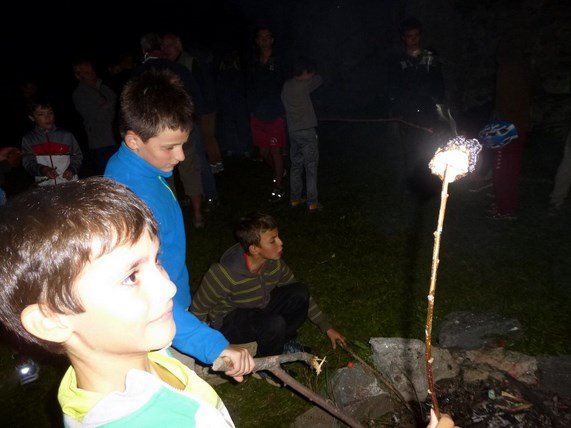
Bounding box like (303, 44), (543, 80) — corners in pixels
(191, 212), (346, 358)
(105, 69), (253, 378)
(0, 177), (235, 426)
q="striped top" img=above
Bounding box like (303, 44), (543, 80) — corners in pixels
(191, 243), (331, 333)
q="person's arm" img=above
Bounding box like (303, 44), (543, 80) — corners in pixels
(190, 264), (227, 322)
(307, 297), (347, 349)
(64, 132), (83, 179)
(188, 265), (255, 380)
(21, 135), (45, 177)
(308, 74), (323, 92)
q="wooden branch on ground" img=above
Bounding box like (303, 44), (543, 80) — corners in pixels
(318, 117), (434, 134)
(212, 353), (364, 428)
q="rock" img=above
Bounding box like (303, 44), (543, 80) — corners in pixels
(330, 364), (394, 420)
(369, 337), (459, 402)
(438, 311), (523, 349)
(538, 355), (571, 399)
(459, 347), (538, 385)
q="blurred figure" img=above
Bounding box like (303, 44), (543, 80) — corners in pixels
(247, 27), (287, 202)
(388, 17), (445, 198)
(548, 128), (571, 216)
(216, 48), (253, 159)
(162, 33), (224, 174)
(72, 58), (118, 175)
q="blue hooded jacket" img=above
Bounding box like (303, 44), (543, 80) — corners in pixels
(105, 143), (228, 363)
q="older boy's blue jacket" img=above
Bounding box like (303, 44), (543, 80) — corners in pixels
(104, 143), (228, 364)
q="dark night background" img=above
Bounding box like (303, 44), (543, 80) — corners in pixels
(1, 0), (570, 154)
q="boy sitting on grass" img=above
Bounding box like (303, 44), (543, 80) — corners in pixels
(191, 211), (346, 359)
(0, 177), (235, 427)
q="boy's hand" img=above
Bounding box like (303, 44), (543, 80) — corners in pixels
(427, 409), (456, 428)
(326, 328), (347, 349)
(62, 168), (75, 180)
(40, 165), (58, 179)
(218, 344), (255, 382)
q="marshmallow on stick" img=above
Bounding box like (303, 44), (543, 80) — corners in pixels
(429, 136), (481, 183)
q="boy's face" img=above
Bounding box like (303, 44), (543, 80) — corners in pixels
(125, 127), (189, 172)
(74, 63), (98, 87)
(31, 106), (55, 130)
(255, 29), (274, 49)
(402, 28), (422, 52)
(65, 232), (176, 355)
(252, 228), (283, 260)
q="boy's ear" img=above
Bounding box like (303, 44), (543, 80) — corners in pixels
(124, 131), (144, 152)
(248, 244), (260, 256)
(21, 304), (73, 344)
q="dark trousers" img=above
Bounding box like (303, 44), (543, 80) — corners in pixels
(493, 131), (527, 215)
(219, 283), (309, 357)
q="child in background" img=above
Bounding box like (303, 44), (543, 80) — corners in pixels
(281, 57), (323, 212)
(21, 99), (83, 186)
(0, 177), (235, 426)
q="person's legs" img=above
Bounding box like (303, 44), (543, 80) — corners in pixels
(178, 139), (204, 226)
(201, 112), (222, 166)
(193, 124), (219, 202)
(493, 132), (526, 216)
(289, 131), (304, 203)
(300, 129), (319, 206)
(550, 130), (571, 207)
(219, 283), (309, 357)
(270, 146), (284, 189)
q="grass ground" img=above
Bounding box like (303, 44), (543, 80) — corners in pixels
(1, 121), (570, 426)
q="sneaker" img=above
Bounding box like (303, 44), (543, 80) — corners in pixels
(290, 197), (306, 208)
(283, 339), (312, 354)
(308, 202), (323, 213)
(252, 371), (282, 387)
(268, 188), (285, 203)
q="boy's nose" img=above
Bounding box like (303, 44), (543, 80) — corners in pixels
(174, 146), (185, 162)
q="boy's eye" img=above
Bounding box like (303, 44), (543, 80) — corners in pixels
(122, 271), (138, 286)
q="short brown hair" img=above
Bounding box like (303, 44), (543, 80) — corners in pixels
(234, 212), (278, 252)
(0, 177), (158, 353)
(119, 69), (194, 141)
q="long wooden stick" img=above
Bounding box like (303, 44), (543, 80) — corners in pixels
(425, 167), (451, 419)
(212, 353), (364, 428)
(318, 117), (434, 134)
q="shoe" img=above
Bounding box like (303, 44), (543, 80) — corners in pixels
(268, 188), (285, 203)
(252, 371), (282, 387)
(283, 339), (312, 354)
(290, 197), (306, 208)
(308, 202), (323, 213)
(204, 198), (220, 212)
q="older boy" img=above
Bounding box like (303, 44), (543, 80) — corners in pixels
(21, 99), (83, 186)
(104, 69), (252, 379)
(191, 212), (346, 358)
(0, 177), (235, 426)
